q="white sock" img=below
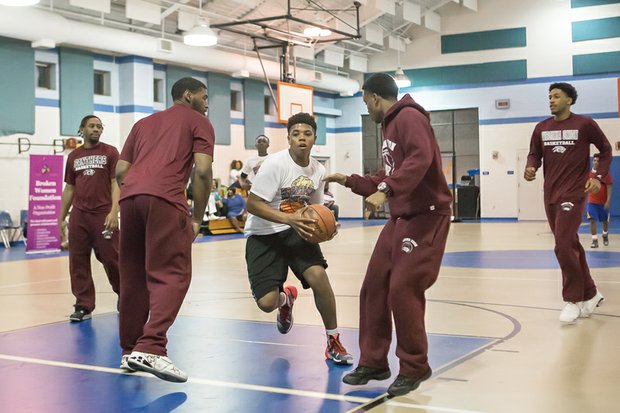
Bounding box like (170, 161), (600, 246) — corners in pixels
(326, 328), (339, 337)
(278, 292), (287, 308)
(592, 235), (598, 240)
(602, 231), (608, 236)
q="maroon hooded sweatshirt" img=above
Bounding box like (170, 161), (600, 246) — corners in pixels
(346, 94), (452, 217)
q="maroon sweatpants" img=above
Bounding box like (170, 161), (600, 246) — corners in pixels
(119, 195), (194, 356)
(544, 198), (597, 303)
(358, 214), (450, 378)
(68, 208), (120, 312)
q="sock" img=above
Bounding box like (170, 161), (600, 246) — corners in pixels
(278, 292), (287, 308)
(592, 235), (598, 240)
(602, 231), (608, 236)
(326, 328), (339, 337)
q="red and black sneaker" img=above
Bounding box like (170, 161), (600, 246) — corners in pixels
(326, 333), (353, 365)
(276, 285), (298, 334)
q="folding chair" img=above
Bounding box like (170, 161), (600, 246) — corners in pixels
(0, 211), (21, 249)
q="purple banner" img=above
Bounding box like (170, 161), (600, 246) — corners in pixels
(27, 155), (63, 253)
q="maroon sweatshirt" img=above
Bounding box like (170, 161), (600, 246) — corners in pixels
(346, 94), (452, 218)
(526, 113), (612, 204)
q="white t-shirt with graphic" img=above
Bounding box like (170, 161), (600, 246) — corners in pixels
(245, 149), (325, 236)
(241, 154), (269, 180)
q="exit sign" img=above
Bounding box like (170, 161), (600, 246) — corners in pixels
(495, 99), (510, 109)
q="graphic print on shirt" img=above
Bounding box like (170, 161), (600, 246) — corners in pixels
(542, 130), (578, 155)
(73, 155), (108, 177)
(252, 160), (265, 175)
(382, 139), (397, 176)
(279, 175), (316, 212)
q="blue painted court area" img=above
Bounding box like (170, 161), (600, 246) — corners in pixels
(0, 314), (492, 413)
(442, 250), (620, 269)
(0, 245), (68, 263)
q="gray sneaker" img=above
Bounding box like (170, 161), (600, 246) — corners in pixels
(590, 239), (599, 248)
(602, 234), (609, 246)
(127, 351), (188, 383)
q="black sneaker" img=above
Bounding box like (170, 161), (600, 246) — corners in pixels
(387, 368), (432, 397)
(590, 239), (599, 248)
(342, 365), (391, 385)
(69, 306), (91, 322)
(602, 234), (609, 246)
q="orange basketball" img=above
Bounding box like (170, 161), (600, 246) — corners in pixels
(300, 204), (337, 244)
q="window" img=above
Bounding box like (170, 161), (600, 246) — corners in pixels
(94, 70), (111, 96)
(231, 90), (242, 112)
(264, 95), (276, 116)
(36, 62), (55, 90)
(153, 78), (164, 103)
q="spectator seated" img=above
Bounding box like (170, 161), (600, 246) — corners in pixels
(200, 186), (246, 235)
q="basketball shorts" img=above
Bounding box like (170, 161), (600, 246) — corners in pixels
(245, 228), (327, 300)
(587, 203), (609, 222)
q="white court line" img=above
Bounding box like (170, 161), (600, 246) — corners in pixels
(0, 353), (488, 412)
(226, 338), (313, 347)
(0, 353), (368, 403)
(345, 393), (488, 413)
(0, 278), (68, 290)
(439, 275), (620, 284)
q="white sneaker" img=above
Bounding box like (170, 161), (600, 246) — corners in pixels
(579, 291), (604, 318)
(559, 302), (581, 324)
(127, 351), (188, 383)
(120, 355), (135, 372)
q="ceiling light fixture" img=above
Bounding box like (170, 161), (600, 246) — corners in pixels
(0, 0), (40, 5)
(394, 48), (411, 88)
(184, 18), (218, 46)
(303, 27), (332, 37)
(394, 67), (411, 88)
(183, 0), (217, 47)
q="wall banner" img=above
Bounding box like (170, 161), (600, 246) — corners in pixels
(27, 155), (63, 253)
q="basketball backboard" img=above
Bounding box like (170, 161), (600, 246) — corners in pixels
(277, 81), (314, 123)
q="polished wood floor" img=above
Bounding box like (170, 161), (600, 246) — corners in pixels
(0, 220), (618, 412)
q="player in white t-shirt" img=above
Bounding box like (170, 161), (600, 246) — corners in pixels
(245, 112), (353, 366)
(239, 134), (270, 190)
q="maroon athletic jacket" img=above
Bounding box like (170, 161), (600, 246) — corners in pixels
(526, 113), (612, 204)
(346, 94), (452, 218)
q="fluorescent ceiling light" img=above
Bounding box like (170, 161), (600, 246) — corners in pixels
(0, 0), (40, 5)
(183, 18), (218, 47)
(304, 27), (332, 37)
(394, 67), (411, 88)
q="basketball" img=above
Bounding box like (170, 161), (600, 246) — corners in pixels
(300, 204), (337, 244)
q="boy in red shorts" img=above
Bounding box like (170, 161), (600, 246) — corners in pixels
(587, 153), (612, 248)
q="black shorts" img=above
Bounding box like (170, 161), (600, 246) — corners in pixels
(245, 228), (328, 300)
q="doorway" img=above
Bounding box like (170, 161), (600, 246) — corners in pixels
(516, 149), (546, 220)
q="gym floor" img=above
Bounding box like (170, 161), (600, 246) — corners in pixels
(0, 219), (618, 413)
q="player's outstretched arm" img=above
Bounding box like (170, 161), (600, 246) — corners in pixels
(323, 173), (347, 186)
